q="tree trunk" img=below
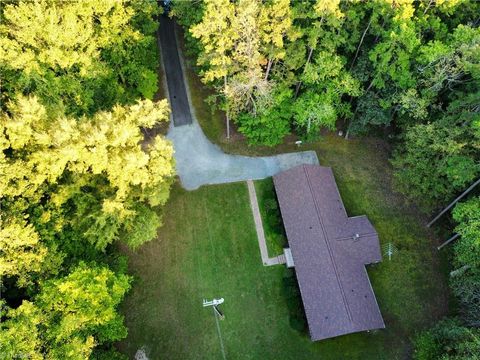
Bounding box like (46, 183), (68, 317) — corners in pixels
(295, 46), (314, 98)
(264, 59), (273, 81)
(450, 265), (470, 278)
(423, 0), (434, 15)
(437, 233), (460, 250)
(224, 75), (230, 139)
(373, 19), (386, 44)
(350, 17), (372, 71)
(427, 177), (480, 227)
(345, 109), (357, 140)
(226, 111), (230, 140)
(365, 78), (375, 93)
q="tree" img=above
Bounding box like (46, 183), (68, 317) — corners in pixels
(292, 91), (336, 139)
(0, 0), (160, 116)
(392, 92), (480, 210)
(293, 49), (360, 139)
(414, 318), (480, 360)
(258, 0), (293, 81)
(451, 197), (480, 326)
(0, 96), (175, 264)
(226, 0), (271, 117)
(0, 263), (131, 359)
(0, 301), (44, 360)
(190, 0), (292, 138)
(171, 0), (205, 61)
(190, 0), (237, 138)
(0, 2), (171, 359)
(289, 0), (346, 98)
(346, 0), (422, 134)
(0, 219), (47, 287)
(235, 85), (292, 146)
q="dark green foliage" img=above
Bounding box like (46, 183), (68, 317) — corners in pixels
(392, 93), (480, 210)
(413, 318), (480, 360)
(282, 269), (307, 333)
(171, 0), (205, 62)
(92, 348), (129, 360)
(451, 197), (480, 327)
(414, 328), (442, 360)
(265, 206), (286, 250)
(349, 92), (391, 135)
(415, 198), (480, 358)
(235, 87), (292, 146)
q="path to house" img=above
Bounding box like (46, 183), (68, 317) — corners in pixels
(247, 180), (286, 266)
(160, 18), (319, 190)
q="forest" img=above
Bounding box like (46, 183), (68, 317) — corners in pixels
(0, 0), (479, 359)
(0, 1), (175, 359)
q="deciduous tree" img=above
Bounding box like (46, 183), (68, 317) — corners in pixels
(0, 0), (160, 115)
(1, 96), (175, 252)
(0, 264), (131, 360)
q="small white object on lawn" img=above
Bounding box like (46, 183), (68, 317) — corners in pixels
(203, 298), (224, 307)
(382, 242), (397, 261)
(134, 347), (149, 360)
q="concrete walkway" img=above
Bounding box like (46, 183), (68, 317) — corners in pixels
(162, 21), (319, 190)
(247, 180), (286, 267)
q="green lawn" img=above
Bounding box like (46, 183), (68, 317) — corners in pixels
(254, 178), (287, 256)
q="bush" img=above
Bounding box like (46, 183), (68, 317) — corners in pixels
(413, 318), (480, 360)
(413, 330), (442, 360)
(282, 269), (307, 333)
(236, 111), (291, 147)
(235, 86), (293, 146)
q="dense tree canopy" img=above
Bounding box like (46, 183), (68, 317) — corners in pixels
(1, 263), (131, 360)
(0, 96), (174, 357)
(1, 96), (174, 255)
(174, 0), (478, 149)
(0, 1), (173, 358)
(0, 0), (160, 116)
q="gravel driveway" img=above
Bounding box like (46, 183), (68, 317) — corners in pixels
(161, 19), (319, 190)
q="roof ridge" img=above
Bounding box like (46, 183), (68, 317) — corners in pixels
(303, 166), (354, 324)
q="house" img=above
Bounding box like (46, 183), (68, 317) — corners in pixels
(273, 165), (385, 341)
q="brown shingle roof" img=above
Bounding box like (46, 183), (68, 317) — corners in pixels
(273, 165), (385, 341)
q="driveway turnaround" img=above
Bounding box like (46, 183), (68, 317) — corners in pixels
(168, 122), (318, 190)
(161, 18), (319, 190)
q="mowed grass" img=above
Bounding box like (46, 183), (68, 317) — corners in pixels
(252, 135), (450, 358)
(118, 183), (305, 359)
(312, 135), (449, 335)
